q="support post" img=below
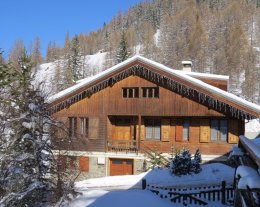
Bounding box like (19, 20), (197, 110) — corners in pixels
(142, 179), (147, 190)
(221, 181), (226, 204)
(138, 114), (141, 151)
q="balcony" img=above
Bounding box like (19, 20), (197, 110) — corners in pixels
(107, 140), (138, 153)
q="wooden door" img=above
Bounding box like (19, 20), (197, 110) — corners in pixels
(114, 118), (131, 140)
(110, 159), (133, 176)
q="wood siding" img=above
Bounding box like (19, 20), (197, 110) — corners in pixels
(53, 75), (243, 155)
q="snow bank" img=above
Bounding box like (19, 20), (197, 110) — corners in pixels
(68, 189), (174, 207)
(236, 165), (259, 179)
(75, 163), (235, 191)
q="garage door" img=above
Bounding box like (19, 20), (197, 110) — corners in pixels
(110, 158), (133, 176)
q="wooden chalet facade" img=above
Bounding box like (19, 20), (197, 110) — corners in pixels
(48, 56), (260, 178)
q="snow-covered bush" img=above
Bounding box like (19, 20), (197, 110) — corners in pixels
(170, 148), (202, 176)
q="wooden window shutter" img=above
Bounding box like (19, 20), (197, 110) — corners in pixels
(161, 118), (170, 142)
(89, 117), (99, 139)
(175, 119), (183, 142)
(170, 119), (176, 140)
(228, 119), (238, 144)
(140, 119), (145, 141)
(200, 119), (210, 142)
(79, 156), (89, 172)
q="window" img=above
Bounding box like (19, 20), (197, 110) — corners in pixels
(210, 120), (218, 141)
(142, 87), (159, 98)
(122, 88), (139, 98)
(210, 119), (228, 142)
(183, 120), (190, 141)
(144, 119), (161, 140)
(220, 120), (228, 141)
(69, 117), (77, 137)
(80, 117), (89, 136)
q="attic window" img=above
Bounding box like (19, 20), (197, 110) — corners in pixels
(122, 88), (139, 98)
(142, 87), (159, 98)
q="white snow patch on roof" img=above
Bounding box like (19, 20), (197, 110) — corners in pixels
(240, 135), (260, 158)
(179, 70), (229, 81)
(47, 55), (260, 116)
(238, 174), (260, 189)
(245, 119), (260, 133)
(236, 165), (259, 179)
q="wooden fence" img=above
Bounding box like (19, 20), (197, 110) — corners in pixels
(142, 179), (234, 206)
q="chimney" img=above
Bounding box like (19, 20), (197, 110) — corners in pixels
(181, 61), (192, 72)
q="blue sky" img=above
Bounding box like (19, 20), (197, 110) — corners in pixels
(1, 0), (142, 58)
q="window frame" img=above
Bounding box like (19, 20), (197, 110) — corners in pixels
(122, 87), (139, 98)
(144, 119), (161, 141)
(80, 117), (89, 137)
(183, 120), (190, 141)
(210, 119), (228, 142)
(142, 87), (159, 98)
(69, 117), (77, 137)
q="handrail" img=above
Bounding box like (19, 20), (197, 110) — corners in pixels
(107, 139), (138, 153)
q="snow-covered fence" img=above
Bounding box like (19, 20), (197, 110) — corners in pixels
(142, 179), (234, 206)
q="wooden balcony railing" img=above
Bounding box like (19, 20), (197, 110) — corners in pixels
(107, 140), (138, 153)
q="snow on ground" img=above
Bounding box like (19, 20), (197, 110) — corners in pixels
(69, 163), (234, 207)
(83, 52), (107, 76)
(76, 163), (235, 191)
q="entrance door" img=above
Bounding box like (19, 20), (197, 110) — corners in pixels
(110, 158), (133, 176)
(114, 117), (131, 140)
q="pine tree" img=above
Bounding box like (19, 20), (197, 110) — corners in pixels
(191, 149), (202, 174)
(170, 148), (201, 176)
(69, 35), (83, 81)
(0, 52), (74, 206)
(31, 36), (43, 67)
(116, 31), (130, 63)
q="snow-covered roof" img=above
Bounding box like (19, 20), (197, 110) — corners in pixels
(240, 135), (260, 158)
(47, 55), (259, 117)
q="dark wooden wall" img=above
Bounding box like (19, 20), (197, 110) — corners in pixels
(53, 75), (241, 155)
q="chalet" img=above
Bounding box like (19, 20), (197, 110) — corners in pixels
(47, 55), (260, 178)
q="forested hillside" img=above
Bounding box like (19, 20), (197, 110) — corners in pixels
(6, 0), (260, 103)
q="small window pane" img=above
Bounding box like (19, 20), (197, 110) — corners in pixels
(220, 120), (227, 141)
(123, 88), (127, 98)
(146, 126), (153, 139)
(74, 117), (77, 135)
(134, 88), (139, 98)
(69, 117), (73, 136)
(128, 89), (133, 98)
(81, 118), (85, 134)
(148, 88), (153, 98)
(183, 121), (189, 140)
(154, 126), (161, 140)
(85, 118), (89, 137)
(142, 88), (147, 97)
(126, 160), (133, 165)
(154, 87), (159, 98)
(211, 120), (218, 141)
(112, 160), (122, 164)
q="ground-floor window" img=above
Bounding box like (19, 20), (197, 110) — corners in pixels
(144, 119), (161, 140)
(210, 119), (228, 142)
